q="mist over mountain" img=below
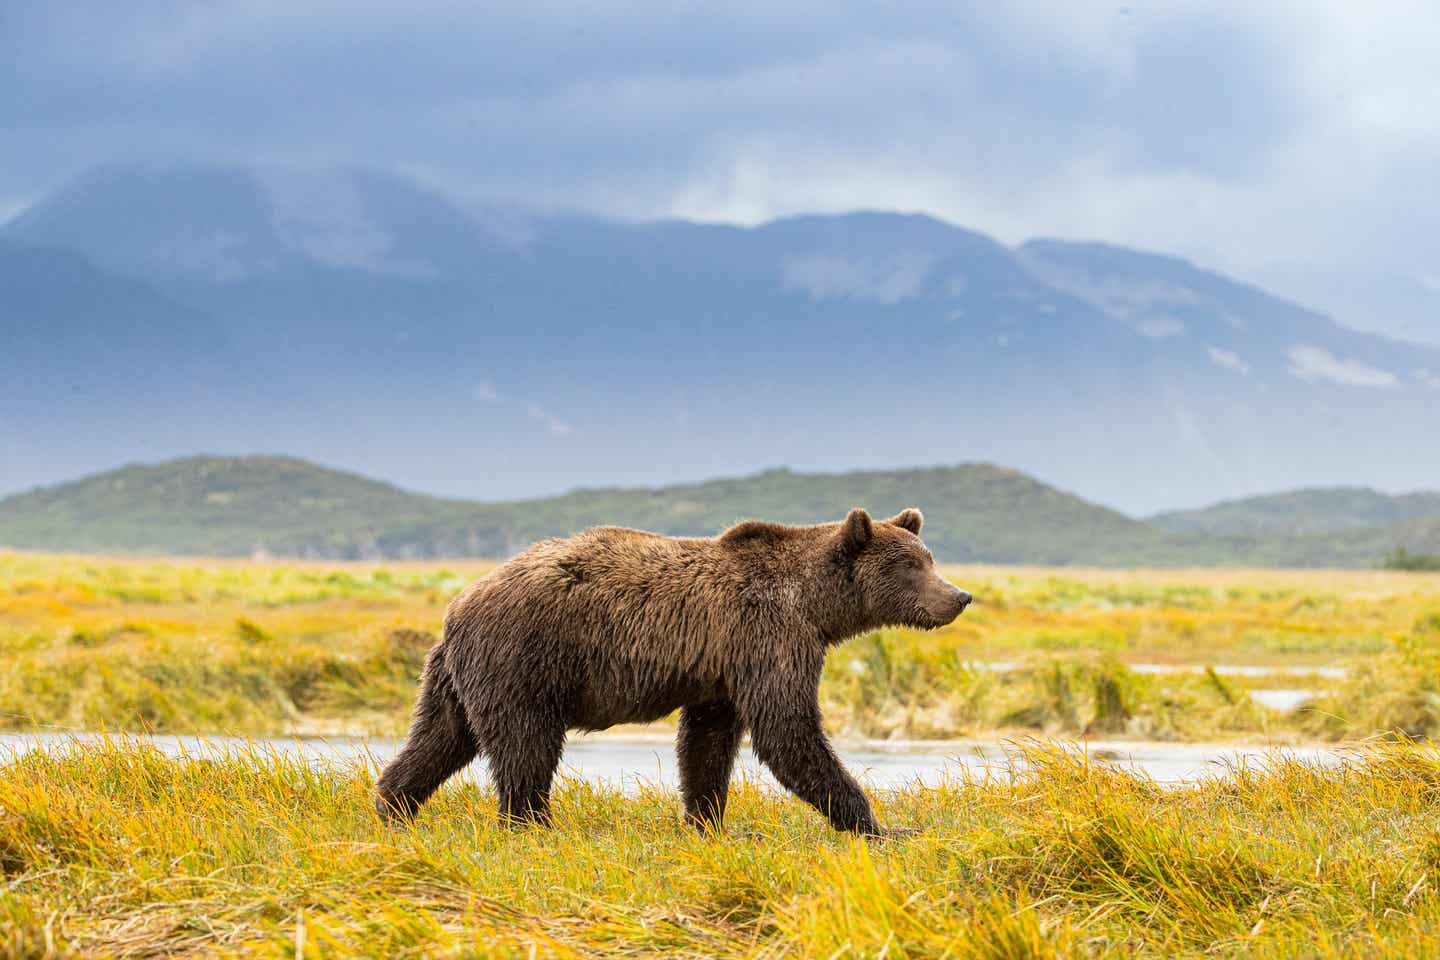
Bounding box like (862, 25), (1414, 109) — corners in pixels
(4, 165), (1437, 514)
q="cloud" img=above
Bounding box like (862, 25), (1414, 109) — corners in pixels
(527, 404), (573, 437)
(1286, 346), (1398, 388)
(259, 170), (436, 278)
(1207, 347), (1251, 374)
(464, 380), (568, 433)
(0, 196), (33, 226)
(2, 0), (1440, 348)
(1135, 317), (1185, 339)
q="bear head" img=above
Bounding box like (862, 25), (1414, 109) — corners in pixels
(835, 507), (972, 631)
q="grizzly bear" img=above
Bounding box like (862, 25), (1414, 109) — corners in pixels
(375, 507), (971, 835)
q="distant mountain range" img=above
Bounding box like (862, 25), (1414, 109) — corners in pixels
(2, 163), (1437, 515)
(1, 456), (1436, 568)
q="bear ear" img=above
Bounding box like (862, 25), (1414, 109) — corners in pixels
(837, 507), (873, 554)
(888, 508), (923, 535)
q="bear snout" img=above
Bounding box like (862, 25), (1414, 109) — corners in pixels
(915, 581), (972, 627)
(942, 586), (972, 620)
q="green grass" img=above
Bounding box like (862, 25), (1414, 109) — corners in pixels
(8, 737), (1440, 957)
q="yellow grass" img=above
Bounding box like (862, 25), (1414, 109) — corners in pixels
(6, 736), (1440, 957)
(2, 550), (1439, 740)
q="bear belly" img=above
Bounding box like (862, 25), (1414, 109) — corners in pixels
(569, 672), (726, 731)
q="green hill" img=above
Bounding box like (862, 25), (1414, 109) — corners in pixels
(2, 456), (1436, 567)
(1150, 488), (1440, 538)
(391, 463), (1176, 566)
(1146, 488), (1440, 567)
(0, 457), (471, 558)
(0, 456), (1170, 564)
(1276, 517), (1440, 569)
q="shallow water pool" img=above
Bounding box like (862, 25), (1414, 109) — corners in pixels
(0, 731), (1338, 792)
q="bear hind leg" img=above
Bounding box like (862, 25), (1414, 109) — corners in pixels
(478, 710), (566, 827)
(376, 647), (478, 822)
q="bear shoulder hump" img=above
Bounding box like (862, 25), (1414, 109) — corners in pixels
(718, 519), (790, 547)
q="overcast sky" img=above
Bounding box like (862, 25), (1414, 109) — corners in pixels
(5, 1), (1439, 329)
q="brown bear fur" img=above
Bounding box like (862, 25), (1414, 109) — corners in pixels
(375, 507), (972, 835)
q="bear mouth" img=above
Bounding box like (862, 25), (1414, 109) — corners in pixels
(910, 607), (962, 629)
(915, 592), (972, 628)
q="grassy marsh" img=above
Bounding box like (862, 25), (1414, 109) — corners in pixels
(6, 551), (1440, 956)
(3, 551), (1439, 741)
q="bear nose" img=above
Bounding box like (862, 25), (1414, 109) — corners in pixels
(955, 589), (972, 609)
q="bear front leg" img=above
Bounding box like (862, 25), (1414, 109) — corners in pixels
(677, 699), (744, 833)
(744, 700), (880, 835)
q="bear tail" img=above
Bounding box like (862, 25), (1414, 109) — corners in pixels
(375, 642), (477, 821)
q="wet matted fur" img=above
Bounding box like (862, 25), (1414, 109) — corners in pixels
(375, 507), (971, 834)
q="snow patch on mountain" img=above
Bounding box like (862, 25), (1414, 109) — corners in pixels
(781, 252), (934, 304)
(1287, 346), (1398, 388)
